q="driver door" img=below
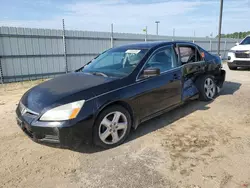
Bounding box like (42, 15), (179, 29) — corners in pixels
(134, 45), (182, 120)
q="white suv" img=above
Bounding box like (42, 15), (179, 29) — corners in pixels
(227, 36), (250, 70)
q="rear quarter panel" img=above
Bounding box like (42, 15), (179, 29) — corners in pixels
(181, 48), (225, 101)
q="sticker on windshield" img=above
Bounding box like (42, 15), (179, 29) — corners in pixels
(125, 50), (141, 54)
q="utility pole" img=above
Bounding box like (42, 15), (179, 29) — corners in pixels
(155, 21), (160, 35)
(217, 0), (224, 55)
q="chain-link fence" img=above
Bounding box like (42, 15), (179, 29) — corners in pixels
(0, 26), (238, 83)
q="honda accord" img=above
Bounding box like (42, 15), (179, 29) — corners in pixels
(16, 41), (226, 148)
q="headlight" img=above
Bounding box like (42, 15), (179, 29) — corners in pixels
(40, 100), (85, 121)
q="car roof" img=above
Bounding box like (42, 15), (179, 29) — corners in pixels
(114, 41), (197, 50)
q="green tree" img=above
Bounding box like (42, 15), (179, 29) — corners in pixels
(216, 31), (250, 39)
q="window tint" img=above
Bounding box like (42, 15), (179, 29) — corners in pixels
(82, 48), (148, 77)
(177, 46), (202, 64)
(145, 46), (177, 73)
(240, 37), (250, 45)
(92, 52), (124, 68)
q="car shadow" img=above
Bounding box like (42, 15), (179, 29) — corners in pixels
(127, 100), (210, 144)
(69, 142), (105, 153)
(220, 81), (241, 95)
(69, 100), (211, 154)
(70, 81), (241, 153)
(41, 141), (104, 154)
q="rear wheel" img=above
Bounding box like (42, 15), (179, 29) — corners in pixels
(93, 105), (131, 148)
(196, 75), (217, 101)
(228, 66), (237, 70)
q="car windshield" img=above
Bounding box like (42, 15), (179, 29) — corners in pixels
(240, 37), (250, 45)
(81, 48), (148, 77)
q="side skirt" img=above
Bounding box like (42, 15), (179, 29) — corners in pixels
(140, 103), (181, 124)
(134, 94), (199, 129)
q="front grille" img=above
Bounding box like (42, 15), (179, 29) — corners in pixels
(234, 61), (250, 66)
(235, 51), (250, 58)
(18, 102), (39, 117)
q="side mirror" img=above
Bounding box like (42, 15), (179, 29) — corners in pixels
(142, 67), (160, 78)
(235, 42), (239, 46)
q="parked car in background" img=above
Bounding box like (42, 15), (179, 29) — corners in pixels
(227, 36), (250, 70)
(16, 41), (226, 149)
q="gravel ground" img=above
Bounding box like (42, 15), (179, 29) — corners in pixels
(0, 65), (250, 188)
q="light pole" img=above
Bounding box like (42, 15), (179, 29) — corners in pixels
(155, 21), (160, 35)
(111, 23), (114, 48)
(143, 26), (148, 42)
(217, 0), (224, 55)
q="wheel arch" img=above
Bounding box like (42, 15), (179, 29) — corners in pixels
(194, 73), (217, 101)
(94, 100), (136, 130)
(193, 69), (225, 88)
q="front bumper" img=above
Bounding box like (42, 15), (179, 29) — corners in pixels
(16, 108), (94, 148)
(227, 61), (250, 67)
(227, 52), (250, 67)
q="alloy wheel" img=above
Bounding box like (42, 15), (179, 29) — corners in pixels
(204, 78), (216, 99)
(98, 111), (128, 145)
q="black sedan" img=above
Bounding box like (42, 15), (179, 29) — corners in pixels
(16, 41), (226, 148)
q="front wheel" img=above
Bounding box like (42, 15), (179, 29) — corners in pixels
(196, 75), (217, 101)
(93, 105), (131, 148)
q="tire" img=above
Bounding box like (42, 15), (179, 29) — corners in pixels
(93, 105), (132, 148)
(228, 66), (237, 70)
(196, 75), (217, 101)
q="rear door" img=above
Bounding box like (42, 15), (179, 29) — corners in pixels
(176, 43), (206, 101)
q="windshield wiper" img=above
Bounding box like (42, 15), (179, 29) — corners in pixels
(90, 72), (108, 77)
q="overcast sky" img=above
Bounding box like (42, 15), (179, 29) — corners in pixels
(0, 0), (249, 37)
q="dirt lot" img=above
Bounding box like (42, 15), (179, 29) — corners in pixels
(0, 65), (250, 188)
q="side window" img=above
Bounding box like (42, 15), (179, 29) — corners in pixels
(145, 46), (177, 73)
(177, 46), (202, 64)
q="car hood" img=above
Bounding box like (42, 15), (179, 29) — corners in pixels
(21, 72), (116, 113)
(230, 44), (250, 51)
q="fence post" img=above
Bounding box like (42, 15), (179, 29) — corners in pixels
(0, 57), (3, 84)
(223, 39), (227, 60)
(62, 19), (68, 73)
(0, 28), (2, 84)
(210, 40), (212, 52)
(111, 23), (114, 48)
